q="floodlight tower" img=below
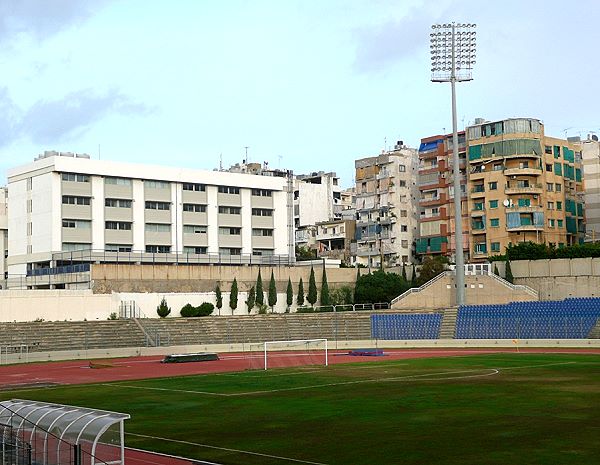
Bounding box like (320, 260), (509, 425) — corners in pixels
(430, 22), (476, 306)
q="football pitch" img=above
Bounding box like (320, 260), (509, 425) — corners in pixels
(2, 353), (600, 465)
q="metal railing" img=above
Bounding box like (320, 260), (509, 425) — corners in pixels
(391, 271), (453, 305)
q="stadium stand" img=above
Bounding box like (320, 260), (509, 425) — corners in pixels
(456, 297), (600, 339)
(371, 313), (443, 340)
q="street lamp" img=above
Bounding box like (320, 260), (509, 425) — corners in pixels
(430, 22), (476, 306)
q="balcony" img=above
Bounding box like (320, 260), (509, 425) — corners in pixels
(505, 205), (543, 214)
(470, 208), (485, 217)
(419, 196), (442, 207)
(504, 167), (543, 176)
(470, 186), (485, 198)
(505, 184), (542, 195)
(507, 224), (544, 232)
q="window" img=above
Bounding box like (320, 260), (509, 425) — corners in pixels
(183, 183), (205, 191)
(555, 183), (562, 192)
(62, 243), (89, 252)
(184, 246), (208, 254)
(252, 228), (273, 237)
(183, 225), (207, 234)
(401, 240), (408, 248)
(548, 219), (555, 228)
(27, 199), (32, 213)
(219, 206), (241, 215)
(398, 164), (406, 172)
(219, 227), (241, 235)
(105, 221), (132, 230)
(557, 219), (564, 228)
(105, 244), (132, 252)
(431, 207), (439, 215)
(183, 203), (207, 213)
(398, 180), (406, 187)
(556, 201), (562, 211)
(400, 210), (408, 217)
(27, 222), (32, 236)
(26, 178), (32, 190)
(105, 177), (132, 186)
(62, 195), (91, 205)
(145, 223), (171, 232)
(489, 200), (498, 209)
(519, 161), (529, 169)
(490, 218), (499, 227)
(145, 180), (170, 189)
(491, 242), (500, 252)
(62, 219), (91, 229)
(61, 173), (89, 182)
(252, 208), (273, 217)
(547, 202), (554, 210)
(251, 189), (272, 197)
(474, 202), (484, 211)
(493, 164), (503, 171)
(401, 225), (408, 232)
(554, 163), (562, 176)
(518, 198), (530, 207)
(488, 181), (497, 190)
(105, 198), (132, 208)
(546, 183), (554, 191)
(218, 186), (240, 194)
(220, 247), (241, 255)
(146, 245), (171, 253)
(545, 145), (552, 154)
(145, 201), (170, 210)
(545, 163), (552, 172)
(252, 249), (274, 256)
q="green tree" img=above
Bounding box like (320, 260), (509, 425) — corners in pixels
(307, 267), (318, 307)
(416, 256), (447, 286)
(297, 278), (305, 306)
(354, 267), (361, 301)
(295, 245), (316, 261)
(255, 269), (264, 309)
(215, 283), (223, 315)
(286, 278), (293, 311)
(320, 267), (330, 306)
(268, 271), (277, 311)
(245, 285), (255, 314)
(401, 263), (407, 282)
(505, 260), (514, 284)
(229, 278), (238, 312)
(493, 264), (500, 276)
(410, 264), (417, 287)
(156, 297), (171, 318)
(354, 270), (409, 304)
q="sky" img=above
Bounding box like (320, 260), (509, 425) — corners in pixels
(1, 0), (599, 188)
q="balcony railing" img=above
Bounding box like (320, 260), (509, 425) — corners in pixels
(505, 183), (543, 195)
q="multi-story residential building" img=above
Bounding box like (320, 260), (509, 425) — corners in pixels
(466, 117), (585, 260)
(315, 219), (356, 264)
(293, 171), (342, 229)
(354, 142), (419, 267)
(7, 152), (294, 278)
(416, 132), (469, 261)
(0, 187), (7, 281)
(580, 134), (600, 239)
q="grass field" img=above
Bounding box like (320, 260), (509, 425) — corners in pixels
(2, 353), (600, 465)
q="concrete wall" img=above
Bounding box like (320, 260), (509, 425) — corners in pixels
(494, 258), (600, 301)
(391, 274), (537, 310)
(91, 263), (358, 293)
(0, 290), (116, 322)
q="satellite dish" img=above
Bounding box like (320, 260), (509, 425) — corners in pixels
(503, 199), (510, 207)
(593, 134), (599, 142)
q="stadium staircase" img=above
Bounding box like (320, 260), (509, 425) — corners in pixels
(587, 318), (600, 338)
(439, 308), (458, 339)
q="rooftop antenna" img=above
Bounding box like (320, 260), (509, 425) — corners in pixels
(278, 154), (282, 168)
(219, 153), (223, 170)
(244, 146), (249, 163)
(98, 144), (101, 160)
(384, 136), (387, 152)
(563, 127), (573, 138)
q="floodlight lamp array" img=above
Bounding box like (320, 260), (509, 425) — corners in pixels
(430, 23), (476, 82)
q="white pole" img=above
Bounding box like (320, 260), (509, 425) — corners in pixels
(325, 340), (328, 367)
(264, 342), (268, 370)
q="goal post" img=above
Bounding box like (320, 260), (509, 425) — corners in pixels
(246, 338), (328, 370)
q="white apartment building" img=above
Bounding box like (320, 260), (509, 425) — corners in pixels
(580, 134), (600, 239)
(7, 152), (294, 277)
(294, 171), (342, 229)
(354, 142), (419, 267)
(0, 187), (7, 281)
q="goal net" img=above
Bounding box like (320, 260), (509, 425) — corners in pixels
(246, 338), (328, 370)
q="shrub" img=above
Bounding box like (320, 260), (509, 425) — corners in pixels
(157, 297), (171, 318)
(354, 270), (409, 304)
(296, 306), (314, 313)
(108, 312), (118, 320)
(330, 286), (354, 305)
(258, 304), (268, 314)
(180, 303), (199, 317)
(197, 302), (215, 317)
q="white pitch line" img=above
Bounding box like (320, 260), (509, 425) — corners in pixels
(126, 432), (329, 465)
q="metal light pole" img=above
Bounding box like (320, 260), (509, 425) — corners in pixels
(430, 22), (476, 306)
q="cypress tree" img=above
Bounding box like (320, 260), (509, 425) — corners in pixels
(401, 263), (407, 282)
(245, 285), (255, 314)
(215, 283), (223, 316)
(268, 271), (277, 312)
(297, 278), (305, 306)
(320, 266), (330, 306)
(286, 278), (293, 311)
(307, 267), (318, 307)
(505, 261), (514, 284)
(255, 269), (264, 308)
(411, 264), (417, 287)
(493, 264), (499, 276)
(229, 278), (238, 312)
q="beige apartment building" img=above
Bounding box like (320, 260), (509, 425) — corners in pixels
(466, 118), (585, 260)
(580, 134), (600, 239)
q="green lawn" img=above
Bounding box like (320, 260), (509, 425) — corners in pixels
(2, 353), (600, 465)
